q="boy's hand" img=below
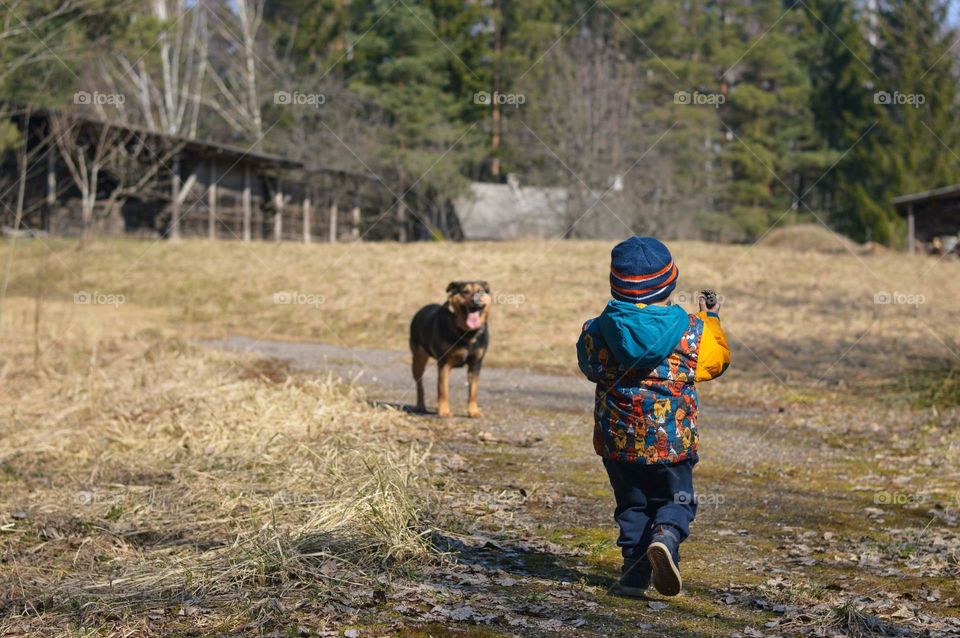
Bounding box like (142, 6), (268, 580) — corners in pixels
(698, 290), (721, 314)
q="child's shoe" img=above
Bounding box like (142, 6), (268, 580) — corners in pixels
(613, 556), (651, 597)
(646, 526), (682, 596)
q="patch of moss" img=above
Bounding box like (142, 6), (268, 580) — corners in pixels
(546, 527), (619, 561)
(904, 367), (960, 408)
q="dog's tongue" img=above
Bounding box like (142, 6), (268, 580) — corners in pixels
(466, 310), (482, 330)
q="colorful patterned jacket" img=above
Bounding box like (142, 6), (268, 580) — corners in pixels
(576, 300), (730, 465)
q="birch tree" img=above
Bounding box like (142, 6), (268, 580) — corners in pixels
(204, 0), (267, 143)
(51, 115), (117, 245)
(51, 114), (182, 246)
(103, 0), (209, 138)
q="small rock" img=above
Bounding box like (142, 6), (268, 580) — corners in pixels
(448, 606), (475, 622)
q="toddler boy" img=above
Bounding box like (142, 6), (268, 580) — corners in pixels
(576, 236), (730, 596)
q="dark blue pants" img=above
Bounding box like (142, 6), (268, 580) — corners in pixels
(603, 457), (698, 562)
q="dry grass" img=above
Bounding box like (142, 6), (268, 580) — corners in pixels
(3, 236), (959, 391)
(0, 298), (440, 634)
(2, 236), (959, 634)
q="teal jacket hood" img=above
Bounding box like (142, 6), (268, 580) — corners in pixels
(597, 300), (689, 370)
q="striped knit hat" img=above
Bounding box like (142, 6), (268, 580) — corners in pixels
(609, 236), (679, 304)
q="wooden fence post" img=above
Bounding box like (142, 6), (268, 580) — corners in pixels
(242, 165), (252, 241)
(46, 146), (56, 232)
(397, 201), (407, 242)
(303, 192), (312, 243)
(170, 156), (181, 241)
(208, 160), (217, 240)
(907, 203), (916, 255)
(273, 180), (283, 243)
(350, 206), (360, 240)
(328, 203), (338, 243)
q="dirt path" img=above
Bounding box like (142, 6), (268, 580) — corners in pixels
(202, 336), (594, 414)
(203, 337), (960, 638)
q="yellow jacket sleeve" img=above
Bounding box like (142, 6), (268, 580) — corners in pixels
(695, 311), (730, 382)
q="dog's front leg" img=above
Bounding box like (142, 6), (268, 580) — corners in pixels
(467, 363), (483, 418)
(437, 361), (453, 417)
(412, 346), (428, 413)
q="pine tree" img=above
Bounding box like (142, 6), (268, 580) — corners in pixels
(801, 0), (877, 238)
(264, 0), (346, 77)
(712, 0), (835, 239)
(849, 0), (960, 244)
(345, 0), (473, 236)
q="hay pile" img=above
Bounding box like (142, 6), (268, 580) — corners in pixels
(0, 300), (439, 630)
(757, 223), (865, 254)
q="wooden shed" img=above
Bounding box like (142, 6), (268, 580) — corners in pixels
(893, 185), (960, 254)
(451, 178), (569, 240)
(0, 105), (383, 243)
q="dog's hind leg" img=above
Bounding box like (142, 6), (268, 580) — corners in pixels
(437, 360), (453, 418)
(467, 362), (483, 418)
(412, 346), (429, 413)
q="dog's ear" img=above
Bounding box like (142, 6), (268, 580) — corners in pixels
(481, 281), (491, 293)
(446, 281), (462, 295)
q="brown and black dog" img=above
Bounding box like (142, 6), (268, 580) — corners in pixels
(409, 281), (491, 418)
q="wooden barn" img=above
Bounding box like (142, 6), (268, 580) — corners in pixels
(0, 105), (385, 242)
(893, 185), (960, 255)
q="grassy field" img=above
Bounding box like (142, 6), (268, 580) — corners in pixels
(3, 236), (959, 386)
(1, 236), (959, 636)
(0, 297), (442, 634)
